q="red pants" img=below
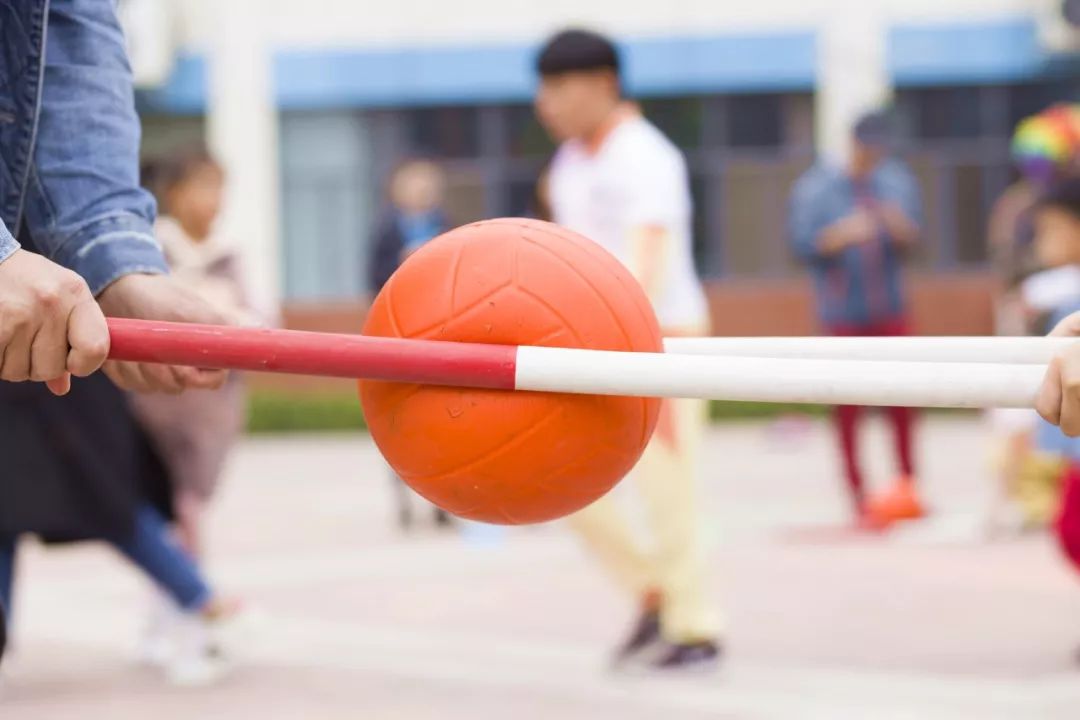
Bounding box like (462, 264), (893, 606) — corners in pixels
(828, 318), (916, 512)
(1057, 464), (1080, 570)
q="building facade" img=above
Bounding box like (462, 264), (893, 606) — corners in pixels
(127, 0), (1080, 335)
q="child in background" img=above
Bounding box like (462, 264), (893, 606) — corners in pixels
(370, 159), (449, 289)
(131, 146), (258, 671)
(1026, 178), (1080, 639)
(985, 107), (1080, 534)
(135, 145), (256, 556)
(369, 159), (453, 530)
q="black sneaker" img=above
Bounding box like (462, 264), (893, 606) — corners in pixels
(649, 640), (722, 672)
(612, 609), (662, 666)
(433, 508), (453, 528)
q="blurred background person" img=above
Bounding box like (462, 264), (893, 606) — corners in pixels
(789, 111), (924, 530)
(0, 341), (249, 686)
(1022, 177), (1080, 660)
(984, 107), (1080, 535)
(368, 159), (453, 531)
(988, 105), (1080, 321)
(536, 29), (721, 671)
(130, 145), (258, 670)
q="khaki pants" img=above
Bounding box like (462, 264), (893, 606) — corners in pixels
(568, 393), (721, 643)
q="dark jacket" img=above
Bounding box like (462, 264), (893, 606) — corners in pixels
(368, 209), (448, 292)
(0, 229), (172, 542)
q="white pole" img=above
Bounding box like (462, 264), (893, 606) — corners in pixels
(816, 6), (890, 164)
(206, 0), (281, 322)
(515, 347), (1046, 409)
(662, 336), (1076, 365)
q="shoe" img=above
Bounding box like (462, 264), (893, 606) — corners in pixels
(135, 590), (180, 668)
(204, 602), (264, 661)
(854, 508), (891, 533)
(648, 640), (723, 672)
(611, 609), (662, 667)
(166, 614), (232, 687)
(865, 478), (926, 528)
(165, 603), (263, 687)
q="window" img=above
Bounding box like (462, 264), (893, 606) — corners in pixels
(504, 104), (555, 159)
(726, 94), (784, 149)
(888, 81), (1080, 269)
(640, 97), (705, 149)
(268, 90), (906, 299)
(404, 106), (481, 159)
(901, 87), (983, 140)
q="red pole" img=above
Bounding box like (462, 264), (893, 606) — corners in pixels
(106, 318), (519, 389)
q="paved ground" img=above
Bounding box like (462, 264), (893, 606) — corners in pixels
(2, 415), (1079, 719)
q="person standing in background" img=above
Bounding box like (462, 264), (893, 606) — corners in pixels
(1022, 178), (1080, 662)
(988, 104), (1080, 306)
(789, 112), (924, 530)
(370, 160), (449, 291)
(132, 146), (256, 560)
(369, 159), (453, 530)
(127, 145), (259, 680)
(536, 29), (721, 671)
(984, 108), (1080, 534)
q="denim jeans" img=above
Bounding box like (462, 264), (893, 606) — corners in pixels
(0, 504), (211, 615)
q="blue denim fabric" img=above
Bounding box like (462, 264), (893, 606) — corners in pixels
(0, 0), (167, 292)
(0, 504), (211, 615)
(788, 159), (923, 327)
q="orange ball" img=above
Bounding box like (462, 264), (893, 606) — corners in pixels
(359, 219), (662, 524)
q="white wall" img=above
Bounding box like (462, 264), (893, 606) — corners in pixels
(173, 0), (1035, 51)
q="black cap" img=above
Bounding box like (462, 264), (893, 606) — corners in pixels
(536, 29), (620, 77)
(853, 111), (893, 148)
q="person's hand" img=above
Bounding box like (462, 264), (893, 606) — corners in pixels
(875, 203), (919, 247)
(0, 249), (110, 396)
(97, 273), (229, 393)
(818, 210), (876, 255)
(1036, 311), (1080, 435)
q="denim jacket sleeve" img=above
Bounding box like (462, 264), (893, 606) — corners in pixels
(21, 0), (167, 295)
(877, 160), (923, 233)
(789, 165), (840, 265)
(0, 219), (18, 264)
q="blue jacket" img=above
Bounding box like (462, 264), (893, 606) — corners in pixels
(0, 0), (167, 294)
(789, 159), (922, 327)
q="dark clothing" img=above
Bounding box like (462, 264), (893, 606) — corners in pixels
(0, 377), (172, 542)
(369, 209), (446, 291)
(0, 229), (171, 542)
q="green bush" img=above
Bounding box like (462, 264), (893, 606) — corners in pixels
(246, 390), (838, 434)
(247, 390), (367, 433)
(709, 400), (828, 421)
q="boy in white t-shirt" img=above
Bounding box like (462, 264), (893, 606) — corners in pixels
(535, 29), (720, 671)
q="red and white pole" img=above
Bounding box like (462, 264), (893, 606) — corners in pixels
(107, 318), (1051, 409)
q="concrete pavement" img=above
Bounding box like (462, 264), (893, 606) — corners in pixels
(2, 415), (1078, 719)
